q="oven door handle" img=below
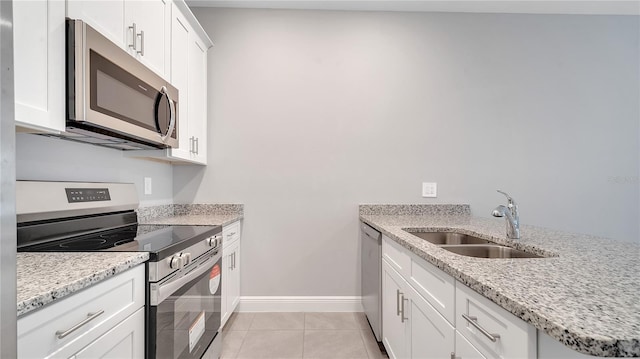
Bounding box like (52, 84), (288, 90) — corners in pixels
(154, 252), (218, 305)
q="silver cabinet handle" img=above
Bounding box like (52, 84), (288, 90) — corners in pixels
(128, 23), (137, 50)
(400, 294), (408, 322)
(137, 30), (145, 56)
(232, 252), (236, 269)
(195, 137), (199, 155)
(158, 86), (176, 142)
(461, 314), (500, 342)
(56, 310), (105, 339)
(396, 289), (401, 316)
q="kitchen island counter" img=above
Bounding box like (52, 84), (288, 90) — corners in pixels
(360, 204), (640, 357)
(17, 252), (148, 317)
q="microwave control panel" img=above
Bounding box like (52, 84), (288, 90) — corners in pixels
(65, 188), (111, 203)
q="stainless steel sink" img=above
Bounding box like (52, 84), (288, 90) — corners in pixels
(404, 230), (492, 245)
(440, 245), (543, 258)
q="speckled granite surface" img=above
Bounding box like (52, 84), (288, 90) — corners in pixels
(360, 205), (640, 357)
(360, 203), (471, 216)
(138, 204), (243, 226)
(17, 252), (148, 317)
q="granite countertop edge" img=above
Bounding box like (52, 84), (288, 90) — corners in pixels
(17, 252), (149, 317)
(360, 213), (640, 358)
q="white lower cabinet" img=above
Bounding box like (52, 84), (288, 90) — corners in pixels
(456, 282), (536, 359)
(221, 220), (242, 328)
(73, 307), (145, 359)
(382, 260), (409, 359)
(17, 265), (145, 359)
(381, 236), (537, 359)
(382, 259), (455, 359)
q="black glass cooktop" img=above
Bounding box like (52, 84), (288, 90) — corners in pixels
(18, 224), (221, 261)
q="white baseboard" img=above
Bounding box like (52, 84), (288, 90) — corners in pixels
(237, 296), (363, 312)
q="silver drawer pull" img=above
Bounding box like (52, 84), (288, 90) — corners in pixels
(56, 310), (105, 339)
(461, 314), (500, 342)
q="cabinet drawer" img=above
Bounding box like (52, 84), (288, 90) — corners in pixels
(18, 265), (145, 359)
(223, 220), (241, 246)
(382, 235), (411, 278)
(455, 282), (536, 359)
(408, 253), (455, 324)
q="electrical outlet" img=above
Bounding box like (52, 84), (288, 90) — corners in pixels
(422, 182), (437, 198)
(144, 177), (152, 195)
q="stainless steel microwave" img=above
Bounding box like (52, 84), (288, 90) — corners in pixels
(63, 19), (178, 150)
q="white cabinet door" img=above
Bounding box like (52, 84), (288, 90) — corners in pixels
(14, 0), (65, 133)
(67, 0), (125, 47)
(382, 260), (409, 359)
(187, 32), (208, 164)
(74, 307), (145, 359)
(169, 6), (192, 160)
(221, 221), (242, 328)
(124, 0), (170, 77)
(407, 283), (455, 359)
(164, 2), (208, 164)
(228, 240), (241, 311)
(222, 238), (240, 328)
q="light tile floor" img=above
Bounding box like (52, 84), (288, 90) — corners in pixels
(221, 312), (389, 359)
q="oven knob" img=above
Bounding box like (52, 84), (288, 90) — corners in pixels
(207, 236), (221, 247)
(168, 255), (183, 269)
(181, 252), (192, 266)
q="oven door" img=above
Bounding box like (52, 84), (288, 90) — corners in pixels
(149, 250), (222, 359)
(68, 19), (178, 148)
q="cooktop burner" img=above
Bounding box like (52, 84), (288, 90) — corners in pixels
(59, 238), (109, 249)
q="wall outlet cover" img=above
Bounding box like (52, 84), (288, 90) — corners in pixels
(144, 177), (152, 195)
(422, 182), (437, 198)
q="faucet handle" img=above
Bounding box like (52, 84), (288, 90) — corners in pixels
(496, 190), (516, 206)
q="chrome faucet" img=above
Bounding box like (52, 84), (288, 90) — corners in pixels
(492, 190), (520, 239)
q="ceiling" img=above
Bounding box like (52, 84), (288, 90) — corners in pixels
(186, 1), (640, 16)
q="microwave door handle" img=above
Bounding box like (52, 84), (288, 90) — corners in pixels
(159, 86), (176, 142)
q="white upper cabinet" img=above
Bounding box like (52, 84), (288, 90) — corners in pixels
(67, 0), (170, 78)
(14, 0), (65, 133)
(167, 1), (210, 164)
(66, 0), (126, 49)
(126, 1), (212, 164)
(124, 0), (171, 78)
(187, 28), (208, 164)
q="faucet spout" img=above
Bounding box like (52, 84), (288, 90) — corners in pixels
(492, 191), (520, 239)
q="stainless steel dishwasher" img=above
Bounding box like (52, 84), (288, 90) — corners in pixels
(361, 222), (382, 342)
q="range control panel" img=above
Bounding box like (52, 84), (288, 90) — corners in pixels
(65, 188), (111, 203)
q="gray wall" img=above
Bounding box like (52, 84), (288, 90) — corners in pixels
(16, 134), (174, 206)
(175, 8), (640, 296)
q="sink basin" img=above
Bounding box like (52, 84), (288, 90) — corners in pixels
(404, 231), (492, 245)
(441, 245), (543, 259)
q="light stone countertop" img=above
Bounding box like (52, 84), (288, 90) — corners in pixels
(141, 213), (242, 227)
(17, 252), (148, 317)
(360, 208), (640, 357)
(138, 203), (243, 227)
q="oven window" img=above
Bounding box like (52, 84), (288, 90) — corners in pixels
(151, 259), (222, 359)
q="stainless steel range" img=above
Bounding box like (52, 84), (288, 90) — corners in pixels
(16, 181), (222, 359)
